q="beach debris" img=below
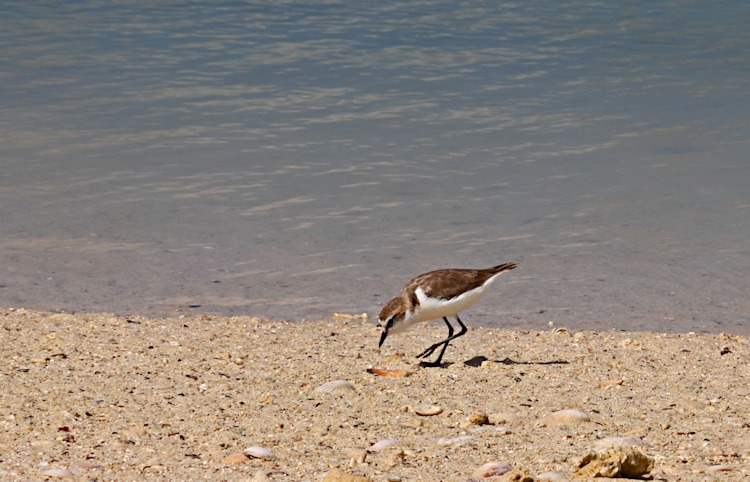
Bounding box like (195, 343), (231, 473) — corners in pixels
(706, 465), (733, 473)
(413, 404), (443, 416)
(471, 461), (512, 478)
(369, 438), (398, 452)
(437, 435), (475, 447)
(315, 380), (356, 394)
(539, 409), (590, 426)
(244, 445), (276, 460)
(574, 446), (654, 479)
(366, 367), (412, 377)
(322, 467), (372, 482)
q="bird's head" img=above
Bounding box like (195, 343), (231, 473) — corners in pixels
(377, 297), (407, 348)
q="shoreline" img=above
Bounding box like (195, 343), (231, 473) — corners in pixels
(1, 307), (748, 480)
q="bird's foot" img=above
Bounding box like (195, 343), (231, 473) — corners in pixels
(418, 359), (447, 368)
(415, 342), (444, 359)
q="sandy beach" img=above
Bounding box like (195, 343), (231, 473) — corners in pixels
(1, 307), (748, 481)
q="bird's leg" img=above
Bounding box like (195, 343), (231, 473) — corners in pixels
(416, 317), (454, 359)
(418, 315), (468, 367)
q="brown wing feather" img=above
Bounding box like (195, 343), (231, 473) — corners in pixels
(403, 262), (517, 301)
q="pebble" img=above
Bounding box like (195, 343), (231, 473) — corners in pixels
(472, 461), (512, 478)
(466, 412), (490, 426)
(575, 446), (654, 479)
(539, 409), (591, 426)
(244, 445), (276, 460)
(316, 380), (356, 393)
(413, 404), (443, 416)
(437, 435), (475, 447)
(706, 465), (733, 473)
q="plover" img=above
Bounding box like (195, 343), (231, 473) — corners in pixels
(378, 262), (518, 367)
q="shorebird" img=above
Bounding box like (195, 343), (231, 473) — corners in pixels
(378, 262), (518, 367)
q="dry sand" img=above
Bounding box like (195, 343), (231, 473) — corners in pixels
(1, 307), (749, 481)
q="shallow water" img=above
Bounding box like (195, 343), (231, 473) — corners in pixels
(2, 1), (749, 333)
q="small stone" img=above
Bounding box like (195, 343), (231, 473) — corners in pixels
(574, 446), (654, 478)
(539, 409), (590, 426)
(413, 404), (443, 416)
(472, 461), (512, 478)
(468, 412), (490, 425)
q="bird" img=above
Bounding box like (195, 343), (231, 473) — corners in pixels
(378, 262), (518, 367)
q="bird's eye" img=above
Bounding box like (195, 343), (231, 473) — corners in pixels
(386, 317), (394, 329)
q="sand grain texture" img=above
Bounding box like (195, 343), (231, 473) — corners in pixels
(1, 308), (749, 480)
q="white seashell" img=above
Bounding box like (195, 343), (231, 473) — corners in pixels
(243, 446), (276, 460)
(539, 409), (590, 426)
(706, 465), (733, 473)
(413, 404), (443, 416)
(315, 380), (356, 393)
(370, 438), (399, 452)
(594, 436), (649, 452)
(472, 461), (512, 478)
(437, 435), (475, 447)
(40, 468), (75, 478)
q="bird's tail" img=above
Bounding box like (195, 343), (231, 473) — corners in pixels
(490, 262), (518, 273)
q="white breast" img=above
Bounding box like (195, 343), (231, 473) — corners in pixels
(411, 283), (489, 323)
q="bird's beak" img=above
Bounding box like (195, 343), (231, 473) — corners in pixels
(378, 328), (388, 348)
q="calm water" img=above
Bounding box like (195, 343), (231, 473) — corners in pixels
(2, 1), (749, 333)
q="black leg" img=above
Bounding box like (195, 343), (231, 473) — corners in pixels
(417, 315), (468, 367)
(416, 317), (454, 359)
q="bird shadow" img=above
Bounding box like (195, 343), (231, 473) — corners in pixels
(463, 355), (569, 368)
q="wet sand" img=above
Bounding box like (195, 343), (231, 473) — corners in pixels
(2, 308), (748, 480)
